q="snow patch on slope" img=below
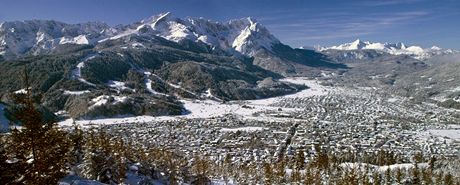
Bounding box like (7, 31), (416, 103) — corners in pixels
(59, 35), (89, 45)
(71, 54), (97, 86)
(142, 71), (168, 96)
(107, 80), (134, 93)
(63, 90), (90, 95)
(89, 95), (129, 110)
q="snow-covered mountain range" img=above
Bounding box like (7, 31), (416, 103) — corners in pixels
(0, 20), (113, 58)
(2, 12), (456, 62)
(125, 12), (280, 56)
(0, 12), (280, 59)
(319, 39), (458, 60)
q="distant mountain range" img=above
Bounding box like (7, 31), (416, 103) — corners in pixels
(318, 39), (458, 60)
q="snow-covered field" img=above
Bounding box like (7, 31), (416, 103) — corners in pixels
(428, 129), (460, 140)
(182, 78), (330, 118)
(248, 77), (329, 106)
(58, 115), (177, 127)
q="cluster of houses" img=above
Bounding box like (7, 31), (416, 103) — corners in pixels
(98, 85), (460, 164)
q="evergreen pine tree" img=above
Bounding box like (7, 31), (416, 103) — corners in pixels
(295, 150), (305, 170)
(191, 155), (211, 185)
(0, 137), (23, 184)
(411, 162), (420, 185)
(372, 171), (381, 185)
(428, 155), (436, 172)
(436, 171), (444, 185)
(81, 128), (125, 184)
(314, 168), (322, 185)
(445, 173), (454, 185)
(6, 70), (71, 184)
(395, 167), (403, 184)
(362, 165), (371, 185)
(422, 167), (432, 185)
(304, 166), (314, 185)
(385, 168), (392, 185)
(70, 122), (84, 164)
(275, 158), (286, 183)
(263, 162), (273, 185)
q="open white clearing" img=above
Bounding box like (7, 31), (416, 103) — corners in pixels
(428, 129), (460, 140)
(70, 54), (97, 86)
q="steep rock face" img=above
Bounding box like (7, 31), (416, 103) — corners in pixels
(320, 39), (458, 60)
(112, 12), (280, 57)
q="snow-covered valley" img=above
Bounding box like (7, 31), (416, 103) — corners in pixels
(54, 76), (460, 184)
(58, 76), (460, 154)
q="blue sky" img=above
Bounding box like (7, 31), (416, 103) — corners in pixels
(0, 0), (459, 49)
